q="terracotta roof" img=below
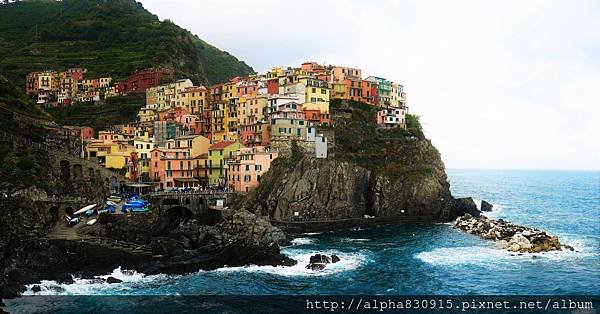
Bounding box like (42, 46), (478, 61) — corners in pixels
(209, 141), (237, 150)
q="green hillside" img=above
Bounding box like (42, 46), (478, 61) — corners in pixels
(0, 0), (254, 86)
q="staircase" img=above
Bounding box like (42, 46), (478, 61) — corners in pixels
(47, 223), (153, 257)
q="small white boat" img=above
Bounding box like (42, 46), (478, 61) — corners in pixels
(86, 218), (97, 226)
(74, 204), (96, 215)
(106, 200), (117, 207)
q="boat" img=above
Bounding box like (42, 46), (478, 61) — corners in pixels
(74, 204), (97, 215)
(86, 219), (97, 226)
(131, 206), (150, 213)
(84, 209), (95, 217)
(97, 209), (109, 215)
(107, 195), (122, 203)
(122, 199), (149, 211)
(106, 200), (118, 207)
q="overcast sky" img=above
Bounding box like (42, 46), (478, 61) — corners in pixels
(141, 0), (600, 170)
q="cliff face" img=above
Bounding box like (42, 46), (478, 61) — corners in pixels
(249, 158), (371, 221)
(246, 100), (470, 228)
(248, 140), (454, 224)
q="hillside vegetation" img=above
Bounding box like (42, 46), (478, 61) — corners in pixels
(0, 0), (254, 85)
(46, 94), (145, 130)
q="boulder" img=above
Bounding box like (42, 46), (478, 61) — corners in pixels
(305, 253), (341, 271)
(305, 263), (327, 271)
(309, 254), (331, 264)
(31, 285), (41, 293)
(150, 237), (184, 257)
(105, 277), (122, 284)
(508, 244), (521, 252)
(481, 200), (493, 212)
(454, 197), (481, 217)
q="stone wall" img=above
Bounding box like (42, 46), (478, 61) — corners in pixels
(270, 127), (335, 158)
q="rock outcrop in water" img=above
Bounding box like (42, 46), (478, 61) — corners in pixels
(305, 254), (340, 271)
(481, 200), (493, 212)
(453, 214), (569, 253)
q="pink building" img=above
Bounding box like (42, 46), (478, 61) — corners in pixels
(150, 147), (197, 190)
(227, 146), (278, 192)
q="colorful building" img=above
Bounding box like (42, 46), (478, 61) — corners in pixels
(123, 67), (174, 93)
(227, 146), (278, 192)
(205, 141), (243, 185)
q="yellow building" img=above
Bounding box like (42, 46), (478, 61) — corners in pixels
(178, 86), (208, 115)
(211, 102), (228, 142)
(206, 141), (242, 185)
(300, 77), (330, 113)
(133, 132), (156, 179)
(238, 94), (268, 126)
(106, 144), (134, 170)
(138, 105), (158, 123)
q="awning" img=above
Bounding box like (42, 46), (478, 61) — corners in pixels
(125, 183), (154, 188)
(173, 178), (199, 183)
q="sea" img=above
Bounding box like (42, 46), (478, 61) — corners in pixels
(4, 169), (600, 312)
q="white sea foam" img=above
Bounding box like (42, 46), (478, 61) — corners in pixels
(22, 267), (172, 296)
(415, 241), (596, 267)
(216, 249), (369, 277)
(340, 238), (370, 243)
(290, 237), (315, 246)
(470, 198), (505, 219)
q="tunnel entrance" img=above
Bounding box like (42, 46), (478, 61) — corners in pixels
(65, 206), (74, 217)
(166, 206), (193, 229)
(50, 206), (59, 222)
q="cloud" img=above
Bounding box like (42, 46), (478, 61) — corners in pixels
(141, 0), (600, 170)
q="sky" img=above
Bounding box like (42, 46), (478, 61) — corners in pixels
(141, 0), (600, 170)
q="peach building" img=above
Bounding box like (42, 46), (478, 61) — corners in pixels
(227, 146), (278, 192)
(150, 147), (197, 190)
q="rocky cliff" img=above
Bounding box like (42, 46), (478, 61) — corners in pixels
(246, 100), (476, 229)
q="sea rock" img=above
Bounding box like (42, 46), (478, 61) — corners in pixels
(305, 253), (341, 271)
(453, 214), (565, 254)
(105, 277), (122, 284)
(305, 263), (327, 271)
(562, 244), (575, 251)
(31, 285), (41, 293)
(481, 200), (493, 212)
(309, 254), (331, 264)
(454, 197), (481, 217)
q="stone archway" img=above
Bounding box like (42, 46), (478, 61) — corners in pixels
(50, 206), (59, 222)
(59, 160), (70, 180)
(165, 206), (193, 229)
(65, 206), (74, 217)
(72, 164), (83, 180)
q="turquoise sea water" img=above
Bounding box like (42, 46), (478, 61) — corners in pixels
(6, 169), (600, 309)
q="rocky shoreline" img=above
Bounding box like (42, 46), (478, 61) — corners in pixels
(454, 214), (574, 253)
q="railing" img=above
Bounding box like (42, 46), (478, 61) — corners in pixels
(148, 191), (237, 197)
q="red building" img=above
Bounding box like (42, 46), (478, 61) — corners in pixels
(267, 78), (279, 95)
(303, 109), (331, 126)
(123, 68), (174, 93)
(25, 72), (40, 94)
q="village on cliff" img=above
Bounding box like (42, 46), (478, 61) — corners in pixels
(24, 62), (408, 193)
